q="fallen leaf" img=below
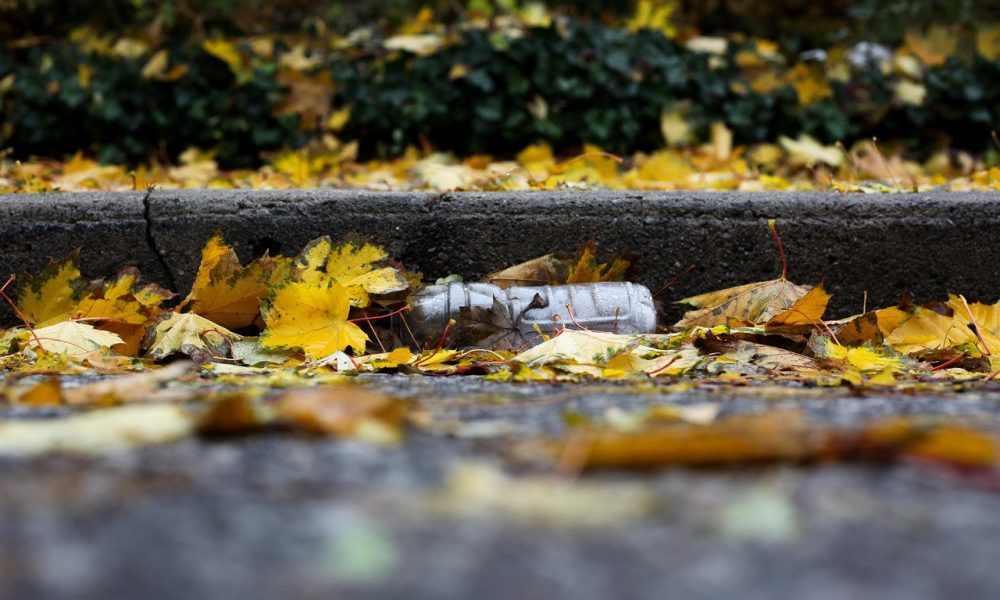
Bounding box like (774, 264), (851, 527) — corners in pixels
(294, 237), (408, 308)
(677, 279), (812, 328)
(276, 386), (408, 443)
(779, 134), (843, 168)
(0, 404), (193, 455)
(521, 410), (1000, 469)
(147, 312), (242, 360)
(565, 239), (636, 284)
(28, 320), (124, 355)
(17, 253), (83, 327)
(16, 377), (63, 406)
(810, 336), (906, 373)
(513, 330), (640, 366)
(62, 361), (194, 405)
(274, 69), (336, 131)
(429, 462), (655, 527)
(383, 33), (444, 56)
(180, 234), (292, 329)
(196, 393), (272, 435)
(260, 281), (369, 359)
(765, 283), (831, 329)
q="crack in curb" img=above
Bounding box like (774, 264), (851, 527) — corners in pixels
(141, 188), (179, 292)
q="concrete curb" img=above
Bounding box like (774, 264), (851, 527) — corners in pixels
(2, 189), (1000, 321)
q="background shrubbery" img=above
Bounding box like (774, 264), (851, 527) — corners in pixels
(1, 0), (998, 167)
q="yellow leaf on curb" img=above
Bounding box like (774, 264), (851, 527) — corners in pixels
(260, 281), (369, 359)
(294, 237), (408, 307)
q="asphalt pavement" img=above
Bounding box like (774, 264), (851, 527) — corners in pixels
(3, 375), (1000, 599)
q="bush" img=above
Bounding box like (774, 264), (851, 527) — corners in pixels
(1, 18), (998, 167)
(0, 44), (304, 166)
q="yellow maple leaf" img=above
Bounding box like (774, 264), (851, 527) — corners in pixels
(73, 269), (173, 356)
(903, 26), (957, 67)
(294, 237), (408, 307)
(565, 239), (634, 284)
(628, 150), (693, 187)
(626, 0), (678, 38)
(180, 234), (291, 330)
(260, 281), (369, 359)
(811, 337), (904, 373)
(75, 272), (153, 326)
(147, 312), (242, 360)
(202, 38), (250, 81)
(17, 253), (84, 327)
(517, 143), (556, 178)
(785, 63), (833, 106)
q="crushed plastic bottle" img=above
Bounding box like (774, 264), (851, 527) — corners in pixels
(399, 282), (658, 348)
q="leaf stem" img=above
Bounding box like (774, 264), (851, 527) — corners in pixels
(767, 219), (788, 280)
(347, 304), (411, 323)
(0, 274), (44, 350)
(959, 294), (992, 356)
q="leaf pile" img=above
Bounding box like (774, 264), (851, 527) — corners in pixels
(4, 231), (1000, 475)
(2, 230), (1000, 391)
(4, 140), (1000, 195)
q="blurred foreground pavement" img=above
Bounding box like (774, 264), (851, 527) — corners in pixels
(3, 375), (1000, 599)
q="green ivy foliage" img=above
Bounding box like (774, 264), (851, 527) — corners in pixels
(1, 20), (998, 167)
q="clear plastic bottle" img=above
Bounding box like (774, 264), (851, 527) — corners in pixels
(399, 282), (658, 348)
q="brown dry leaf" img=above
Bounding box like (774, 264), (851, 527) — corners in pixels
(276, 386), (409, 443)
(676, 279), (812, 328)
(701, 336), (818, 375)
(828, 310), (885, 345)
(522, 411), (1000, 470)
(539, 410), (816, 469)
(842, 418), (1000, 468)
(485, 253), (571, 288)
(196, 393), (272, 435)
(274, 69), (335, 131)
(180, 234), (292, 330)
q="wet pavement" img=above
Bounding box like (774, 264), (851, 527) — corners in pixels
(3, 375), (1000, 599)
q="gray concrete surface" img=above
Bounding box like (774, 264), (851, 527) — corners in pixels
(2, 190), (1000, 323)
(3, 376), (1000, 599)
(0, 191), (169, 285)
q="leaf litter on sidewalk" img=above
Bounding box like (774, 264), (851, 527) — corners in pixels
(1, 222), (1000, 476)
